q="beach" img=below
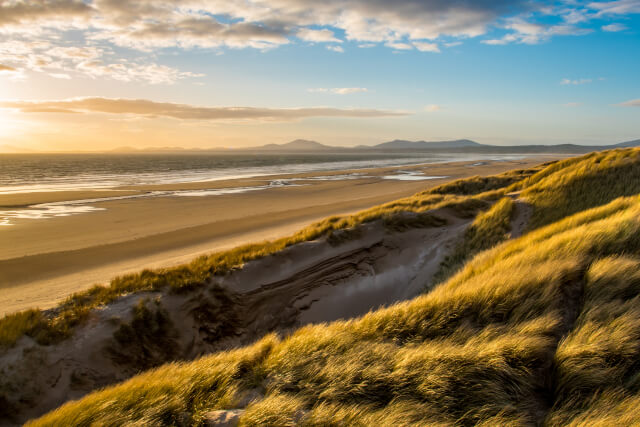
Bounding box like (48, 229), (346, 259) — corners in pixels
(0, 156), (563, 315)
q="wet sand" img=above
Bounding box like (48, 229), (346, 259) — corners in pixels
(0, 156), (564, 315)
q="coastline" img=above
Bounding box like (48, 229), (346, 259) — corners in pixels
(0, 155), (565, 315)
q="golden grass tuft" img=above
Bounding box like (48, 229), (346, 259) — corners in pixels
(434, 196), (515, 283)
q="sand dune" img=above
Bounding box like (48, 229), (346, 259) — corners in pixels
(0, 206), (473, 424)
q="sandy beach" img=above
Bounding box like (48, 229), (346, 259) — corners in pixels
(0, 156), (564, 315)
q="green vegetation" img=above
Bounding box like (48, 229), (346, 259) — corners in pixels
(25, 148), (640, 425)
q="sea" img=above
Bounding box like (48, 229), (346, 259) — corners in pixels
(0, 152), (525, 193)
(0, 152), (526, 225)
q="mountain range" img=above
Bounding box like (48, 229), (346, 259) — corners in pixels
(244, 138), (640, 153)
(4, 138), (639, 154)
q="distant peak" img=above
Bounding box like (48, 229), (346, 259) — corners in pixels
(373, 139), (484, 149)
(252, 139), (332, 151)
(282, 139), (327, 148)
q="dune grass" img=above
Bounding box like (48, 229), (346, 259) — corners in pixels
(28, 191), (640, 425)
(545, 256), (640, 425)
(513, 149), (640, 229)
(434, 196), (515, 284)
(19, 148), (640, 425)
(425, 166), (544, 196)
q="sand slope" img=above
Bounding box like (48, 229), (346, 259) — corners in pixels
(0, 207), (472, 425)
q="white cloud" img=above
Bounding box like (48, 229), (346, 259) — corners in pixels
(386, 42), (413, 50)
(297, 28), (342, 43)
(413, 41), (440, 52)
(0, 39), (201, 84)
(619, 99), (640, 107)
(1, 97), (407, 121)
(483, 18), (592, 45)
(0, 0), (92, 33)
(49, 73), (71, 79)
(308, 87), (368, 94)
(76, 61), (203, 84)
(561, 78), (593, 85)
(482, 38), (510, 45)
(332, 87), (368, 94)
(444, 41), (463, 47)
(0, 0), (637, 85)
(602, 23), (628, 31)
(590, 0), (640, 16)
(0, 1), (530, 53)
(563, 102), (582, 107)
(425, 104), (441, 112)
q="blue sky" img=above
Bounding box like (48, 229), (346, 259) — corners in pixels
(0, 0), (638, 150)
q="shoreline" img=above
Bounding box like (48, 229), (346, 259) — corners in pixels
(0, 155), (566, 315)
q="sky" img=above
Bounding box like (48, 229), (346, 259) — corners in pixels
(0, 0), (639, 151)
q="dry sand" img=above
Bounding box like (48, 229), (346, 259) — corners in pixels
(0, 156), (563, 315)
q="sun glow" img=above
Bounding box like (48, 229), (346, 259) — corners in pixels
(0, 110), (11, 138)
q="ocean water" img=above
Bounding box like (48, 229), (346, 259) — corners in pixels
(0, 152), (524, 225)
(0, 152), (521, 194)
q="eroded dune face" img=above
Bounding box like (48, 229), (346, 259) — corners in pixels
(0, 208), (471, 425)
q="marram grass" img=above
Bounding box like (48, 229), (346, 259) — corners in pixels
(29, 195), (640, 425)
(27, 148), (640, 425)
(10, 148), (640, 425)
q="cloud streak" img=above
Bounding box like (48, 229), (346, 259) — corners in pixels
(308, 87), (368, 94)
(0, 97), (408, 121)
(602, 23), (628, 31)
(619, 99), (640, 107)
(561, 78), (593, 85)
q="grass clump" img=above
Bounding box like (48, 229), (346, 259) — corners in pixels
(434, 197), (515, 283)
(546, 256), (640, 425)
(108, 298), (178, 370)
(28, 193), (640, 426)
(426, 166), (544, 196)
(515, 148), (640, 229)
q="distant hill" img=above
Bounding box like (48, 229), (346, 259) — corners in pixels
(610, 139), (640, 148)
(247, 138), (640, 154)
(361, 138), (640, 154)
(373, 139), (485, 150)
(252, 139), (335, 151)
